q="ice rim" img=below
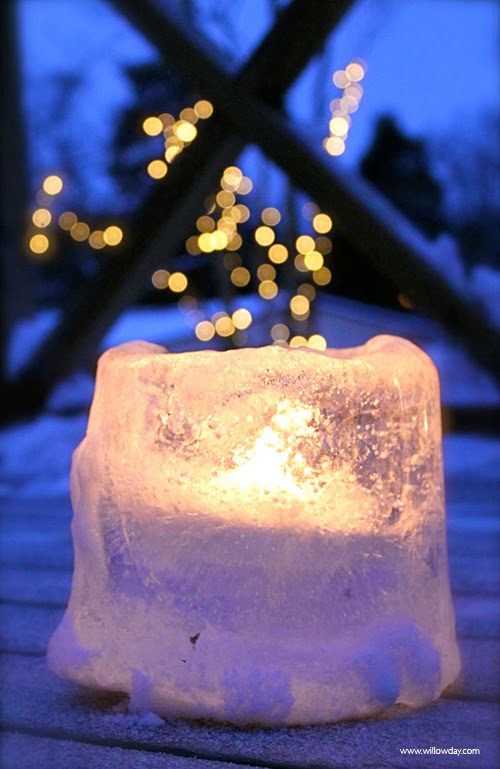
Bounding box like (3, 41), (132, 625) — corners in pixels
(48, 336), (461, 727)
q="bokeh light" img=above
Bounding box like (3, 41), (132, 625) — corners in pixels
(29, 233), (49, 254)
(257, 264), (276, 281)
(271, 323), (289, 341)
(232, 308), (252, 330)
(103, 225), (123, 246)
(88, 230), (106, 249)
(194, 100), (214, 119)
(312, 266), (332, 285)
(296, 235), (315, 254)
(312, 213), (333, 233)
(147, 160), (168, 179)
(58, 211), (77, 230)
(258, 280), (278, 299)
(42, 175), (63, 195)
(231, 266), (251, 287)
(32, 208), (51, 228)
(268, 243), (288, 264)
(195, 320), (215, 341)
(70, 222), (90, 242)
(143, 116), (163, 136)
(169, 272), (188, 292)
(151, 269), (170, 289)
(261, 207), (281, 226)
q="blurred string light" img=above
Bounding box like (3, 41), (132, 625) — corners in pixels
(27, 174), (124, 259)
(323, 59), (366, 157)
(144, 99), (214, 177)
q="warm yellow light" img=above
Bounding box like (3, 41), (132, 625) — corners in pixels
(271, 323), (289, 341)
(290, 294), (310, 316)
(147, 159), (168, 179)
(261, 207), (281, 226)
(179, 107), (198, 124)
(29, 233), (49, 254)
(227, 232), (242, 251)
(103, 225), (123, 246)
(169, 272), (188, 292)
(236, 204), (251, 222)
(296, 235), (315, 254)
(346, 61), (365, 82)
(232, 307), (252, 330)
(231, 266), (250, 287)
(308, 334), (327, 351)
(257, 264), (276, 281)
(298, 283), (316, 301)
(216, 190), (236, 208)
(329, 116), (350, 137)
(32, 208), (51, 228)
(43, 175), (63, 195)
(255, 225), (275, 247)
(223, 165), (242, 187)
(195, 320), (215, 341)
(58, 211), (77, 230)
(174, 121), (197, 142)
(333, 70), (350, 89)
(289, 335), (308, 348)
(217, 216), (237, 235)
(198, 232), (215, 252)
(236, 176), (253, 195)
(312, 213), (333, 233)
(70, 222), (90, 242)
(166, 135), (183, 148)
(211, 230), (228, 250)
(304, 250), (324, 271)
(324, 136), (345, 156)
(196, 215), (215, 233)
(312, 266), (332, 285)
(143, 116), (163, 136)
(294, 254), (308, 272)
(258, 280), (278, 300)
(152, 269), (170, 289)
(159, 112), (175, 128)
(194, 100), (213, 119)
(165, 146), (183, 163)
(89, 230), (106, 249)
(268, 243), (288, 264)
(215, 315), (235, 337)
(186, 235), (202, 255)
(315, 236), (332, 254)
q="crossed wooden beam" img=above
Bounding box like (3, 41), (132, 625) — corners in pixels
(6, 0), (499, 416)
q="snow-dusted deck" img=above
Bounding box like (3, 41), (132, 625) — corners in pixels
(1, 427), (499, 769)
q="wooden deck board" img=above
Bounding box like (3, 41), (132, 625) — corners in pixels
(1, 733), (260, 769)
(2, 654), (499, 769)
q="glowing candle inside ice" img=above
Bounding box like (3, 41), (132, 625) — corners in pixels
(48, 336), (460, 726)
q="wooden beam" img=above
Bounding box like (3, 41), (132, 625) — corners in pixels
(0, 0), (32, 389)
(108, 0), (500, 380)
(4, 0), (353, 416)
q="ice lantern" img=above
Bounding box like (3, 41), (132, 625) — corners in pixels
(48, 336), (460, 726)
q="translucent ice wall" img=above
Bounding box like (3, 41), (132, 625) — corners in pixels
(48, 336), (460, 726)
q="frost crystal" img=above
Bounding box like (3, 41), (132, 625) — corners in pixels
(48, 336), (460, 725)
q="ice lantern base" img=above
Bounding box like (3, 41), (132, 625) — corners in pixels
(48, 336), (460, 726)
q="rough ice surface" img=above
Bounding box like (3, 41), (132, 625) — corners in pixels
(48, 336), (460, 726)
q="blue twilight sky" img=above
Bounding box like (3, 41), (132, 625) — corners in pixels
(19, 0), (499, 212)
